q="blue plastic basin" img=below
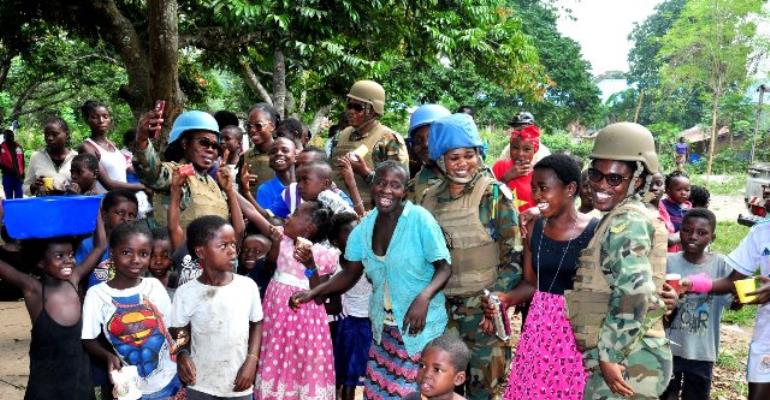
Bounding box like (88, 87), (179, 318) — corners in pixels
(3, 195), (103, 239)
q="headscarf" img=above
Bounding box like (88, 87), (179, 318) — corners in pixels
(510, 124), (541, 153)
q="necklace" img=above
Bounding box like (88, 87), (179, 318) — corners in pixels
(536, 216), (578, 293)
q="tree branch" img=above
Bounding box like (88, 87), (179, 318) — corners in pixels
(239, 59), (273, 105)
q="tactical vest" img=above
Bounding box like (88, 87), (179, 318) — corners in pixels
(330, 122), (406, 209)
(244, 149), (275, 184)
(178, 172), (230, 230)
(564, 199), (667, 351)
(421, 176), (500, 297)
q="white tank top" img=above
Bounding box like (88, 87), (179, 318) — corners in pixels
(85, 138), (128, 193)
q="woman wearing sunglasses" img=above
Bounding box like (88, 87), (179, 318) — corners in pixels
(564, 122), (672, 399)
(132, 110), (231, 230)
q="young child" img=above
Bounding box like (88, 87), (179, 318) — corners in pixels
(76, 188), (139, 288)
(660, 170), (692, 233)
(251, 200), (338, 399)
(578, 169), (602, 219)
(81, 221), (181, 398)
(329, 211), (373, 400)
(690, 185), (711, 209)
(403, 334), (471, 400)
(169, 216), (263, 400)
(68, 153), (100, 195)
(680, 220), (770, 400)
(661, 208), (732, 400)
(0, 218), (106, 399)
(257, 136), (296, 212)
(492, 124), (540, 212)
(149, 228), (177, 298)
(168, 165), (245, 286)
(237, 232), (273, 298)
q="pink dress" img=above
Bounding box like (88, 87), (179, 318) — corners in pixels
(255, 232), (339, 400)
(504, 291), (588, 399)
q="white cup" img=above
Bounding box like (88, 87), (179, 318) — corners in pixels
(111, 365), (142, 400)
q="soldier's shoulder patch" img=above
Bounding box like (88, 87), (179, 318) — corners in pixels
(610, 220), (629, 234)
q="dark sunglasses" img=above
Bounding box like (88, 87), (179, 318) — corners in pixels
(191, 137), (220, 151)
(246, 122), (268, 132)
(587, 168), (631, 187)
(346, 102), (367, 113)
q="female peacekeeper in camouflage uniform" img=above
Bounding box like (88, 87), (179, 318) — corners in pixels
(419, 113), (522, 400)
(564, 122), (672, 399)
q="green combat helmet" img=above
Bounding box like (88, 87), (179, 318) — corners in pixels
(565, 122), (667, 352)
(347, 80), (386, 115)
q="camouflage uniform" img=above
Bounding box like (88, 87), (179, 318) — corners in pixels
(420, 173), (522, 400)
(581, 196), (672, 399)
(406, 166), (441, 203)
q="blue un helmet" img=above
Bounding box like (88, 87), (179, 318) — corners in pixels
(168, 111), (220, 145)
(408, 104), (451, 138)
(428, 113), (483, 161)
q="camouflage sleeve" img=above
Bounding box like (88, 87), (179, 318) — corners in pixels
(131, 142), (173, 191)
(597, 211), (656, 363)
(370, 133), (409, 170)
(479, 183), (523, 287)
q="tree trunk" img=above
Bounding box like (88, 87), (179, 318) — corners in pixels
(706, 93), (720, 177)
(272, 48), (287, 118)
(90, 0), (152, 118)
(309, 103), (335, 136)
(238, 60), (273, 105)
(148, 0), (184, 147)
(633, 89), (645, 123)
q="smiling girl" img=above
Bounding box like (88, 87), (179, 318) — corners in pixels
(483, 154), (598, 399)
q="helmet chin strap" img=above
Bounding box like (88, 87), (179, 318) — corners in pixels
(627, 161), (654, 201)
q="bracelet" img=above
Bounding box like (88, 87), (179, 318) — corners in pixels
(354, 201), (364, 209)
(246, 353), (258, 359)
(304, 267), (317, 278)
(365, 171), (376, 185)
(177, 349), (190, 357)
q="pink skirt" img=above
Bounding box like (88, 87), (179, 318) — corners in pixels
(504, 291), (587, 399)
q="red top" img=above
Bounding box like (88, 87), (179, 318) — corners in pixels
(492, 159), (534, 212)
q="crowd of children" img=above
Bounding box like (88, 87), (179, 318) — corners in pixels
(1, 79), (770, 400)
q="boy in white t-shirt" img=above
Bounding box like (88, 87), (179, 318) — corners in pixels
(683, 221), (770, 400)
(169, 216), (263, 400)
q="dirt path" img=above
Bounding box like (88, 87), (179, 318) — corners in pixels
(710, 194), (748, 223)
(0, 301), (29, 400)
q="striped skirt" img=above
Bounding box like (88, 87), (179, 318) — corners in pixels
(363, 325), (421, 399)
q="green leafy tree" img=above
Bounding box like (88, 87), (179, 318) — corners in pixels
(659, 0), (766, 175)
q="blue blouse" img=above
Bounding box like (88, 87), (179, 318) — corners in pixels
(345, 201), (451, 356)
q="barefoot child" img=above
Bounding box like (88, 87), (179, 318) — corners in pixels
(0, 216), (106, 399)
(403, 333), (471, 400)
(661, 209), (732, 400)
(250, 199), (338, 399)
(82, 222), (181, 398)
(170, 216), (263, 399)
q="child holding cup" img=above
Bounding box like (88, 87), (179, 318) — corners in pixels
(661, 209), (732, 399)
(679, 216), (770, 400)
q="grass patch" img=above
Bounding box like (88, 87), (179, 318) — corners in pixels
(711, 222), (749, 255)
(722, 305), (757, 326)
(690, 174), (745, 196)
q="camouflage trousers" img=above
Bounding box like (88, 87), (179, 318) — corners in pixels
(446, 294), (511, 400)
(584, 338), (672, 400)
